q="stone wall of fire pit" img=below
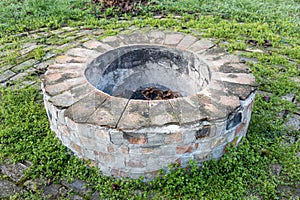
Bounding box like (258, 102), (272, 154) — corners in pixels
(41, 30), (257, 179)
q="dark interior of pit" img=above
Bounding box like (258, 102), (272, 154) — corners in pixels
(130, 83), (181, 100)
(85, 45), (210, 100)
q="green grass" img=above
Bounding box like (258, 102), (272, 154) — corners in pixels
(152, 0), (300, 24)
(0, 0), (299, 199)
(0, 0), (90, 37)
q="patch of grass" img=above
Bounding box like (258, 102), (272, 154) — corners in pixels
(151, 0), (300, 24)
(29, 47), (46, 61)
(0, 0), (90, 37)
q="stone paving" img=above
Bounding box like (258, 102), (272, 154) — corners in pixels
(0, 26), (299, 199)
(0, 27), (104, 199)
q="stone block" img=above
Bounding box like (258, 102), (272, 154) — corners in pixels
(101, 36), (126, 47)
(148, 31), (165, 44)
(55, 55), (88, 64)
(144, 170), (161, 179)
(70, 141), (83, 155)
(94, 127), (111, 143)
(70, 83), (94, 100)
(176, 145), (193, 154)
(40, 30), (257, 179)
(94, 151), (115, 164)
(0, 162), (29, 183)
(146, 157), (167, 171)
(219, 63), (251, 74)
(219, 81), (256, 100)
(161, 145), (178, 156)
(210, 135), (227, 149)
(197, 140), (211, 152)
(123, 132), (148, 145)
(212, 144), (226, 159)
(119, 31), (149, 44)
(141, 145), (175, 156)
(83, 40), (107, 50)
(65, 117), (78, 131)
(125, 159), (146, 168)
(50, 83), (94, 108)
(49, 90), (74, 107)
(235, 122), (247, 137)
(240, 92), (256, 108)
(227, 129), (236, 143)
(147, 133), (165, 146)
(165, 132), (183, 144)
(64, 91), (108, 123)
(12, 59), (35, 72)
(47, 63), (85, 74)
(176, 35), (198, 50)
(215, 120), (227, 136)
(110, 130), (128, 145)
(23, 178), (47, 192)
(61, 179), (92, 196)
(169, 97), (202, 125)
(87, 97), (129, 128)
(164, 33), (185, 46)
(193, 151), (212, 162)
(188, 39), (215, 52)
(42, 184), (60, 199)
(79, 136), (99, 151)
(107, 145), (115, 153)
(109, 168), (129, 178)
(149, 101), (179, 126)
(58, 125), (69, 136)
(44, 77), (85, 96)
(183, 129), (196, 144)
(20, 42), (38, 54)
(60, 133), (71, 148)
(43, 73), (63, 84)
(0, 70), (15, 83)
(0, 179), (22, 198)
(213, 72), (256, 86)
(117, 100), (150, 129)
(219, 95), (241, 110)
(66, 48), (100, 59)
(76, 123), (94, 138)
(82, 148), (97, 160)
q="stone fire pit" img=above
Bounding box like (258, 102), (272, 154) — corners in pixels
(41, 31), (257, 179)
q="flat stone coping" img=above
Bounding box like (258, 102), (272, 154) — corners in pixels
(42, 30), (257, 130)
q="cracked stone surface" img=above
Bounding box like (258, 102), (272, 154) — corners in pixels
(0, 179), (22, 198)
(0, 162), (29, 183)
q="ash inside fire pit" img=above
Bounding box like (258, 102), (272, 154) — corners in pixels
(85, 45), (211, 99)
(130, 83), (181, 100)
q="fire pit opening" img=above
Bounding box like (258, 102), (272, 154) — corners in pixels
(84, 46), (211, 100)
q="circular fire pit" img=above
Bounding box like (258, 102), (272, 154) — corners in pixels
(41, 31), (257, 179)
(86, 45), (210, 99)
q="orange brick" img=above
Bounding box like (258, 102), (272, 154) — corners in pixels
(176, 145), (193, 154)
(165, 132), (183, 144)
